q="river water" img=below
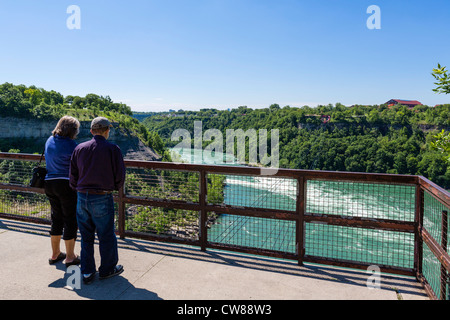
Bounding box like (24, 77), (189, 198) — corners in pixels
(170, 147), (416, 269)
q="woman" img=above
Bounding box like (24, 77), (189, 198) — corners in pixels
(45, 115), (81, 267)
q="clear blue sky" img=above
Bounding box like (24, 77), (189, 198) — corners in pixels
(1, 0), (449, 111)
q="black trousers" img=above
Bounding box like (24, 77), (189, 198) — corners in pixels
(44, 179), (78, 240)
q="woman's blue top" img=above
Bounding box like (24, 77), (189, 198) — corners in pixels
(45, 135), (77, 180)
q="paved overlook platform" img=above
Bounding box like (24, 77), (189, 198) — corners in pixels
(0, 218), (428, 300)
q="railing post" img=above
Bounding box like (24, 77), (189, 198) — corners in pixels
(440, 210), (448, 300)
(199, 170), (207, 252)
(118, 186), (126, 239)
(414, 184), (424, 278)
(296, 176), (305, 266)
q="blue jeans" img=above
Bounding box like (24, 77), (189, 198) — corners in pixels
(76, 192), (118, 277)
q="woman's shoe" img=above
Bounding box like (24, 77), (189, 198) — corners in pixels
(65, 255), (81, 267)
(49, 252), (66, 265)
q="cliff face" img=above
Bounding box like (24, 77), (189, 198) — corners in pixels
(297, 121), (449, 133)
(0, 117), (161, 161)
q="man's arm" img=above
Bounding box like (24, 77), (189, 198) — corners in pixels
(113, 145), (126, 191)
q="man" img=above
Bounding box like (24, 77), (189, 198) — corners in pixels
(69, 117), (126, 284)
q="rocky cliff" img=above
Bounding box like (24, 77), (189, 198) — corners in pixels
(297, 121), (449, 133)
(0, 117), (161, 161)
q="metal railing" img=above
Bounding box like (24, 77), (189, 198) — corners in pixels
(0, 152), (448, 300)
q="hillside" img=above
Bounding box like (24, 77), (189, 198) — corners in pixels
(0, 116), (161, 161)
(0, 82), (166, 160)
(141, 104), (450, 189)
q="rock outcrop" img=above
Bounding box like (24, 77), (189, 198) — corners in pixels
(0, 117), (161, 161)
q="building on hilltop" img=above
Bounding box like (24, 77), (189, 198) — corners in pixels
(385, 99), (422, 108)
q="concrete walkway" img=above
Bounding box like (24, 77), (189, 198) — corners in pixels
(0, 218), (429, 301)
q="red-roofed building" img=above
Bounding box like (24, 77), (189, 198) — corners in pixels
(385, 99), (422, 108)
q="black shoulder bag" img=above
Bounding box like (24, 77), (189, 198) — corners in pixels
(29, 149), (47, 188)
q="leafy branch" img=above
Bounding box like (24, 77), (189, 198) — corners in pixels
(430, 129), (450, 163)
(431, 64), (450, 163)
(432, 63), (450, 94)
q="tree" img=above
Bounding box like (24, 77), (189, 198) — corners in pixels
(24, 88), (42, 105)
(431, 64), (450, 162)
(430, 130), (450, 163)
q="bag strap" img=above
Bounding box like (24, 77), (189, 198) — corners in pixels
(39, 148), (45, 165)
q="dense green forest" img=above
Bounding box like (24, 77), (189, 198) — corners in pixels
(1, 82), (449, 189)
(142, 103), (450, 189)
(0, 82), (167, 158)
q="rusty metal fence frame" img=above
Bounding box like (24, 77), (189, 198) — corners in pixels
(0, 152), (448, 300)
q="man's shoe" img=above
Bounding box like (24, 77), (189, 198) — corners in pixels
(99, 265), (124, 280)
(83, 272), (95, 285)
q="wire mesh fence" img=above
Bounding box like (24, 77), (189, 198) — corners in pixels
(306, 180), (416, 221)
(124, 204), (199, 242)
(125, 168), (199, 203)
(423, 191), (448, 249)
(422, 189), (449, 300)
(0, 189), (50, 220)
(207, 173), (297, 212)
(0, 152), (449, 299)
(422, 242), (447, 300)
(304, 223), (415, 269)
(207, 212), (296, 255)
(0, 158), (41, 186)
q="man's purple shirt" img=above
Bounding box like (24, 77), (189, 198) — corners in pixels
(69, 135), (126, 192)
